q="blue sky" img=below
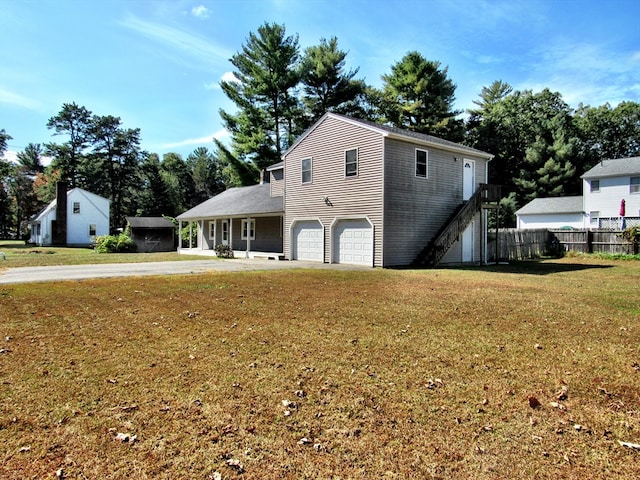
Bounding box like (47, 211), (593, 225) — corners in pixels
(1, 0), (639, 163)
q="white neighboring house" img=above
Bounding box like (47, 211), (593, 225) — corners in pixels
(582, 156), (640, 229)
(29, 185), (110, 246)
(515, 196), (585, 229)
(516, 157), (640, 230)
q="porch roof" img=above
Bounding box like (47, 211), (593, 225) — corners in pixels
(176, 184), (283, 221)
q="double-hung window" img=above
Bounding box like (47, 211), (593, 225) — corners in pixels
(301, 158), (312, 184)
(73, 202), (81, 214)
(345, 148), (358, 177)
(631, 176), (640, 194)
(89, 224), (97, 236)
(590, 180), (600, 193)
(241, 219), (255, 240)
(416, 149), (428, 178)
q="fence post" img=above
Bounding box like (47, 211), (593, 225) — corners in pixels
(586, 230), (593, 253)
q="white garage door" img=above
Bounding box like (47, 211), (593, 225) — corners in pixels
(293, 220), (323, 261)
(334, 219), (373, 265)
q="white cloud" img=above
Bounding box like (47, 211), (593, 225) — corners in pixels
(119, 14), (231, 68)
(191, 5), (210, 18)
(0, 88), (40, 110)
(220, 71), (239, 83)
(161, 129), (229, 149)
(519, 40), (640, 107)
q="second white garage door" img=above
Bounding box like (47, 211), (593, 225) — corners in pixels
(293, 220), (323, 261)
(333, 219), (373, 265)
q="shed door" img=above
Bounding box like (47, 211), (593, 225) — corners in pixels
(334, 219), (373, 266)
(293, 220), (323, 261)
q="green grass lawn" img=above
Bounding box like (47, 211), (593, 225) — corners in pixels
(1, 257), (638, 479)
(0, 240), (207, 268)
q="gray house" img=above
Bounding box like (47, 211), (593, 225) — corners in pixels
(178, 113), (498, 267)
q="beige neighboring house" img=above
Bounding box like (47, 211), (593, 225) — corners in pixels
(178, 113), (499, 267)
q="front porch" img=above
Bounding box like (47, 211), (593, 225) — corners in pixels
(177, 215), (284, 260)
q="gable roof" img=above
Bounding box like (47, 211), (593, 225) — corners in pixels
(515, 196), (584, 215)
(29, 187), (109, 223)
(127, 217), (175, 229)
(176, 184), (283, 221)
(581, 156), (640, 179)
(284, 112), (493, 160)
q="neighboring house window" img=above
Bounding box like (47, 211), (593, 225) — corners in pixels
(631, 176), (640, 194)
(590, 180), (600, 193)
(345, 148), (358, 177)
(89, 224), (97, 236)
(209, 222), (215, 240)
(415, 149), (428, 178)
(301, 158), (312, 184)
(590, 211), (600, 228)
(73, 202), (80, 214)
(36, 224), (41, 235)
(241, 219), (255, 240)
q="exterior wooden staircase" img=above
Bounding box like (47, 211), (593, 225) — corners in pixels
(412, 184), (501, 268)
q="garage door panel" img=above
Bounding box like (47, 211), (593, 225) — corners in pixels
(293, 221), (323, 261)
(334, 219), (373, 266)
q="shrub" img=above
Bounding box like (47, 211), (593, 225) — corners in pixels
(214, 244), (234, 258)
(95, 232), (137, 253)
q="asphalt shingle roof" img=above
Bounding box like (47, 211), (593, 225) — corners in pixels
(126, 217), (176, 229)
(581, 156), (640, 179)
(176, 184), (283, 221)
(515, 196), (584, 215)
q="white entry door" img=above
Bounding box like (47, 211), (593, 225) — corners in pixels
(221, 220), (229, 246)
(463, 159), (475, 200)
(462, 220), (474, 262)
(293, 220), (323, 261)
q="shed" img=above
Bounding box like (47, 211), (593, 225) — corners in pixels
(126, 217), (176, 252)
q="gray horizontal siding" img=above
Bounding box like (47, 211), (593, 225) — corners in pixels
(283, 116), (385, 266)
(383, 140), (489, 266)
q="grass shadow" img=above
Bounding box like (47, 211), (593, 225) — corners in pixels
(451, 259), (615, 275)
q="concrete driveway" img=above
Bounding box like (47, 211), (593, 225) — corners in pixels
(0, 259), (367, 284)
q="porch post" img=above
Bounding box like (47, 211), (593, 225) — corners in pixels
(229, 218), (233, 252)
(189, 222), (193, 249)
(178, 221), (182, 250)
(246, 216), (252, 258)
(199, 220), (204, 250)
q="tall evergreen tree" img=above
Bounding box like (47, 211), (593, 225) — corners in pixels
(45, 103), (92, 187)
(136, 153), (175, 217)
(219, 22), (301, 171)
(186, 147), (225, 204)
(376, 51), (464, 141)
(300, 37), (366, 125)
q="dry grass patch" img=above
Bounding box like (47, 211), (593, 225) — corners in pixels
(1, 258), (638, 479)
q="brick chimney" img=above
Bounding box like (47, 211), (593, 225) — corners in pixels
(52, 181), (68, 245)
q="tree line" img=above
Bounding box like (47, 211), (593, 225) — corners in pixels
(1, 21), (639, 238)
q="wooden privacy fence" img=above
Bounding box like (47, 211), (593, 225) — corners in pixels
(488, 229), (637, 261)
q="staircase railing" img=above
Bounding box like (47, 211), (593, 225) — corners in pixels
(413, 184), (500, 267)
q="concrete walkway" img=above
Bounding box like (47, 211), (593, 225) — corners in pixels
(0, 259), (368, 284)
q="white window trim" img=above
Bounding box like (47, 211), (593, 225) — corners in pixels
(631, 176), (640, 194)
(241, 219), (255, 240)
(415, 148), (428, 178)
(209, 221), (216, 240)
(301, 157), (312, 184)
(590, 180), (600, 193)
(345, 148), (358, 177)
(73, 202), (81, 214)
